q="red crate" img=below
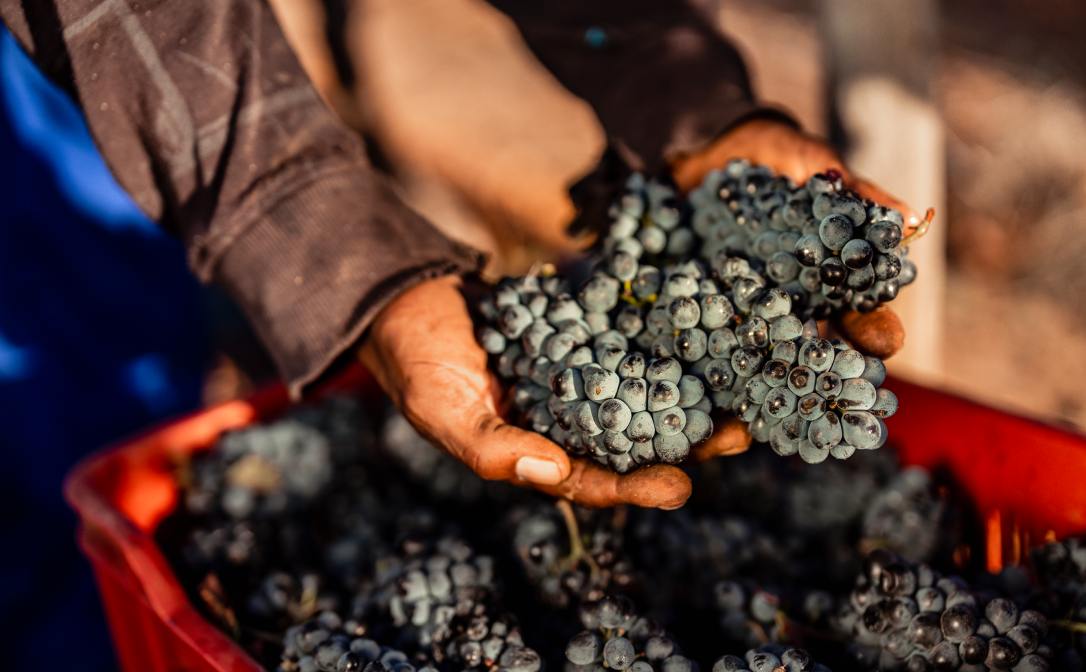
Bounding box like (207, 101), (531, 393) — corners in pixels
(64, 369), (1086, 672)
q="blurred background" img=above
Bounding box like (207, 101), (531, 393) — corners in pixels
(2, 1), (1085, 669)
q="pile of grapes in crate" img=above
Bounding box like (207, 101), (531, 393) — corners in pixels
(475, 162), (914, 474)
(158, 392), (1086, 672)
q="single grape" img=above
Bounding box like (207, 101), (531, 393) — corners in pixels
(798, 439), (829, 464)
(663, 273), (698, 298)
(558, 319), (592, 345)
(819, 214), (854, 251)
(650, 334), (675, 358)
(1018, 612), (1047, 637)
(762, 359), (790, 387)
(579, 276), (620, 313)
(985, 638), (1020, 671)
(704, 359), (736, 391)
(736, 316), (770, 348)
(668, 296), (701, 329)
(841, 411), (882, 449)
(584, 367), (620, 401)
(732, 276), (767, 312)
(499, 304), (534, 339)
(566, 631), (601, 665)
(596, 345), (627, 372)
(646, 357), (684, 383)
(795, 234), (828, 267)
(677, 375), (705, 408)
(986, 599), (1019, 635)
(598, 398), (633, 433)
(733, 395), (760, 421)
(708, 328), (740, 359)
(916, 587), (945, 613)
(603, 637), (636, 670)
(870, 388), (898, 418)
(861, 356), (887, 386)
(959, 637), (988, 666)
(731, 346), (766, 377)
(574, 401), (603, 435)
(764, 387), (798, 419)
(808, 411), (842, 449)
(682, 409), (713, 444)
(941, 605), (978, 644)
(615, 353), (646, 380)
(836, 378), (877, 411)
(674, 328), (708, 362)
(746, 377), (771, 404)
(653, 433), (690, 464)
(797, 393), (827, 421)
(639, 226), (667, 255)
(773, 340), (798, 364)
(700, 294), (735, 329)
(930, 641), (962, 671)
(770, 315), (803, 343)
(876, 278), (900, 302)
(820, 257), (848, 286)
(787, 366), (815, 396)
(477, 327), (507, 354)
(633, 266), (662, 300)
(847, 264), (876, 292)
(653, 407), (687, 436)
(841, 239), (874, 270)
(908, 612), (945, 649)
(567, 346), (594, 369)
(799, 338), (835, 372)
(830, 348), (866, 379)
(627, 411), (656, 443)
(585, 312), (611, 336)
(867, 221), (903, 253)
(815, 371), (842, 399)
(752, 287), (792, 321)
(647, 380), (681, 412)
(874, 252), (902, 280)
(614, 305), (644, 339)
(604, 430), (633, 455)
(754, 231), (781, 259)
(767, 251), (800, 283)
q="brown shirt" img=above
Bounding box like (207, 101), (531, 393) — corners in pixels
(0, 0), (761, 398)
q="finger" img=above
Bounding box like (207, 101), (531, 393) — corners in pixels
(690, 414), (753, 461)
(532, 459), (692, 510)
(836, 307), (905, 360)
(847, 177), (923, 236)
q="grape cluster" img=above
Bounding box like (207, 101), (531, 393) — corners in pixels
(564, 595), (699, 672)
(564, 595), (833, 672)
(477, 161), (908, 473)
(834, 550), (1054, 672)
(685, 162), (916, 318)
(279, 610), (432, 672)
(509, 504), (641, 609)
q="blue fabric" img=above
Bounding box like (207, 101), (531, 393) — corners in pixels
(0, 26), (209, 669)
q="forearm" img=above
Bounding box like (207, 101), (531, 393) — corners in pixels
(0, 0), (482, 397)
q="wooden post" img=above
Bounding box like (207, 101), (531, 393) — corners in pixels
(821, 0), (947, 385)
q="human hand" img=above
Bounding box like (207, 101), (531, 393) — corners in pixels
(358, 275), (695, 509)
(671, 117), (918, 360)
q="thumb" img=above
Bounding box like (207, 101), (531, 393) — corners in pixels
(690, 414), (752, 462)
(836, 307), (905, 360)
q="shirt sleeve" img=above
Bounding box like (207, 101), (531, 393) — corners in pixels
(0, 0), (483, 398)
(485, 0), (776, 175)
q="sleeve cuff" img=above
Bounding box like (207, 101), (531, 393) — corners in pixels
(210, 162), (484, 399)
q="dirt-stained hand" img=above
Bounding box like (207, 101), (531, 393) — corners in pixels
(359, 276), (692, 510)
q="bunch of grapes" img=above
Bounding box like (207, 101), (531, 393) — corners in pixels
(508, 503), (641, 609)
(279, 610), (432, 672)
(476, 160), (910, 473)
(685, 162), (916, 318)
(833, 550), (1055, 672)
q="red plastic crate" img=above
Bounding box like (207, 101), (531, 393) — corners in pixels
(64, 369), (1086, 672)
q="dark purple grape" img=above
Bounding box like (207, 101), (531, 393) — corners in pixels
(959, 636), (988, 666)
(819, 257), (847, 286)
(984, 638), (1020, 670)
(941, 605), (977, 643)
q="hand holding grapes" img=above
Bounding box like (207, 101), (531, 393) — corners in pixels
(359, 276), (696, 509)
(672, 117), (917, 359)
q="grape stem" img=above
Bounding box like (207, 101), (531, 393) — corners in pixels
(1050, 619), (1086, 634)
(899, 208), (935, 246)
(556, 499), (602, 583)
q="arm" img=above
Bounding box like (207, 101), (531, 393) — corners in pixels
(0, 0), (482, 399)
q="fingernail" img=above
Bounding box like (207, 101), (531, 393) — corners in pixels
(515, 457), (563, 485)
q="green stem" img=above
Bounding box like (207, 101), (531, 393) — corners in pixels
(1050, 619), (1086, 634)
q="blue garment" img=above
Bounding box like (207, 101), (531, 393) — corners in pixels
(0, 25), (208, 669)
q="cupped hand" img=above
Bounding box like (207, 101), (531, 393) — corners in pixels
(671, 117), (912, 360)
(358, 275), (694, 510)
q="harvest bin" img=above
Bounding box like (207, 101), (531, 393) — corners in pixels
(64, 366), (1086, 672)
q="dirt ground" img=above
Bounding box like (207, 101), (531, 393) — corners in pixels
(716, 0), (1086, 431)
